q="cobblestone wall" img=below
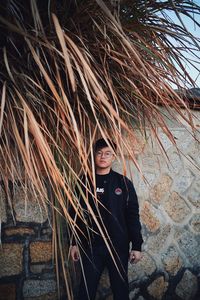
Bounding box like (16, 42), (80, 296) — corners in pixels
(101, 109), (200, 300)
(0, 187), (57, 300)
(0, 108), (200, 300)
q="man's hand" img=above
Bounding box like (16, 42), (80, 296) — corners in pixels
(70, 245), (80, 262)
(129, 250), (143, 264)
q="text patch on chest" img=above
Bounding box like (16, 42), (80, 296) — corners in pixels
(96, 187), (104, 194)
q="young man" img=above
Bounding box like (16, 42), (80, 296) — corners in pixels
(70, 138), (143, 300)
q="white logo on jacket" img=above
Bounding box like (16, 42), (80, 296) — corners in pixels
(96, 187), (104, 193)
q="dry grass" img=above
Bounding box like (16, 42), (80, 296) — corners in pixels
(0, 0), (200, 298)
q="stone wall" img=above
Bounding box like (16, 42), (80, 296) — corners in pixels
(0, 186), (57, 300)
(0, 108), (200, 300)
(97, 108), (200, 300)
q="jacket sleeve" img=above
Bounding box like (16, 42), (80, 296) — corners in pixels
(125, 179), (143, 251)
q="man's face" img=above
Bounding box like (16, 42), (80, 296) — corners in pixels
(94, 146), (115, 169)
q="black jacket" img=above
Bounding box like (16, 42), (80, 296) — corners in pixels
(70, 170), (143, 251)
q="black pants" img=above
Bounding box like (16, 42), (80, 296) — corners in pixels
(77, 243), (129, 300)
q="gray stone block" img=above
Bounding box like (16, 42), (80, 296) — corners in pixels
(147, 225), (171, 253)
(177, 231), (200, 266)
(189, 214), (200, 233)
(187, 180), (200, 208)
(128, 252), (156, 282)
(161, 245), (182, 276)
(175, 270), (198, 300)
(13, 186), (48, 223)
(164, 192), (191, 223)
(147, 276), (168, 300)
(23, 279), (56, 297)
(0, 187), (7, 223)
(174, 169), (194, 194)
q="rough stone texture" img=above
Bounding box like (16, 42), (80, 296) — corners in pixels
(141, 153), (160, 170)
(164, 192), (191, 223)
(128, 252), (156, 282)
(30, 264), (46, 274)
(189, 214), (200, 233)
(129, 288), (140, 300)
(174, 131), (195, 153)
(167, 152), (183, 174)
(5, 227), (35, 236)
(0, 243), (23, 278)
(158, 132), (173, 151)
(24, 293), (58, 300)
(175, 270), (198, 300)
(137, 297), (145, 300)
(147, 225), (171, 253)
(138, 172), (158, 196)
(176, 231), (200, 266)
(42, 228), (52, 236)
(186, 143), (200, 167)
(125, 132), (147, 156)
(150, 175), (173, 205)
(161, 246), (182, 276)
(13, 186), (48, 223)
(187, 180), (200, 208)
(163, 130), (194, 154)
(30, 242), (52, 263)
(147, 276), (168, 300)
(0, 283), (16, 300)
(23, 280), (56, 297)
(0, 186), (7, 223)
(140, 202), (160, 232)
(174, 169), (194, 194)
